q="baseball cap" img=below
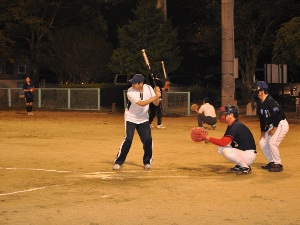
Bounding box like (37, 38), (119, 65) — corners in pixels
(129, 74), (145, 84)
(203, 97), (210, 103)
(255, 81), (268, 90)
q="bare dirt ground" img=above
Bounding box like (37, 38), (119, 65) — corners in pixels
(1, 109), (300, 225)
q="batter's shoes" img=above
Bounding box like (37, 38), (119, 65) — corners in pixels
(229, 165), (242, 172)
(236, 167), (251, 175)
(112, 164), (121, 170)
(261, 162), (274, 170)
(157, 124), (166, 129)
(144, 164), (151, 170)
(269, 164), (283, 172)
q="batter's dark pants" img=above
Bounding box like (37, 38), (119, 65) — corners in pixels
(114, 121), (153, 166)
(197, 114), (217, 127)
(149, 102), (162, 125)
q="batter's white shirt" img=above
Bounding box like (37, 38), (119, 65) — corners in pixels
(199, 103), (216, 117)
(125, 84), (155, 124)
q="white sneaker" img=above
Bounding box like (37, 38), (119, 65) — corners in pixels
(112, 164), (121, 170)
(144, 164), (151, 170)
(157, 124), (166, 129)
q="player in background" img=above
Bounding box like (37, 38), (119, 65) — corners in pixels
(23, 76), (35, 116)
(196, 97), (217, 130)
(149, 75), (170, 129)
(253, 81), (289, 172)
(113, 74), (161, 170)
(204, 105), (257, 175)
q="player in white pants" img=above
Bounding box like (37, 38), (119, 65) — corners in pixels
(205, 105), (257, 175)
(253, 81), (289, 172)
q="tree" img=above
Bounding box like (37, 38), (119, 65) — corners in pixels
(109, 0), (181, 77)
(41, 26), (113, 84)
(0, 0), (112, 83)
(169, 0), (300, 102)
(0, 32), (14, 64)
(234, 0), (300, 102)
(167, 0), (221, 76)
(273, 17), (300, 74)
(0, 0), (65, 84)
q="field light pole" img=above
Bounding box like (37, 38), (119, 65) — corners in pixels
(221, 0), (236, 106)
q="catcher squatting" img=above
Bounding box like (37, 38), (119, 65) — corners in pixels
(191, 105), (257, 175)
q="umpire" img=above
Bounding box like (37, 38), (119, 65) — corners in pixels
(253, 81), (289, 172)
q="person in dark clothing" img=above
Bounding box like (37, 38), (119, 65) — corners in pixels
(149, 76), (170, 129)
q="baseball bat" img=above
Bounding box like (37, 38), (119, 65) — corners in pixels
(161, 61), (168, 80)
(141, 49), (157, 87)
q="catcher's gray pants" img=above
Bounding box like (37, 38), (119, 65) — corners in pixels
(197, 115), (217, 127)
(114, 121), (153, 166)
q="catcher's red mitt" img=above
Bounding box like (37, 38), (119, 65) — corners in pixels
(191, 127), (208, 142)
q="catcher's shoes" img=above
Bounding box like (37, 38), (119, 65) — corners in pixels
(261, 162), (274, 170)
(269, 164), (283, 172)
(112, 164), (121, 170)
(229, 165), (242, 172)
(211, 125), (216, 130)
(157, 124), (166, 129)
(144, 164), (151, 170)
(236, 166), (251, 175)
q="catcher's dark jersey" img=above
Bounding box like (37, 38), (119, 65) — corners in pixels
(257, 95), (286, 132)
(224, 119), (256, 151)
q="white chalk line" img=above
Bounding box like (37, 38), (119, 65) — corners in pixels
(0, 167), (70, 196)
(84, 171), (190, 180)
(0, 168), (193, 196)
(0, 185), (61, 196)
(0, 167), (71, 173)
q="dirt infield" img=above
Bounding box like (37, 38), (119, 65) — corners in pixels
(1, 109), (300, 225)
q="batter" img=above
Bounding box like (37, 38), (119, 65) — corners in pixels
(113, 74), (161, 170)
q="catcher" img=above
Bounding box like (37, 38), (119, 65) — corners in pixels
(191, 105), (256, 175)
(190, 97), (217, 130)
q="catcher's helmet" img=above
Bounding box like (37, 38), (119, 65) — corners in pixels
(224, 105), (238, 118)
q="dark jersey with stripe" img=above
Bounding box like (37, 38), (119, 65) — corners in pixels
(257, 95), (286, 132)
(224, 119), (256, 150)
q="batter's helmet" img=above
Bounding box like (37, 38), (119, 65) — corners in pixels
(224, 105), (238, 118)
